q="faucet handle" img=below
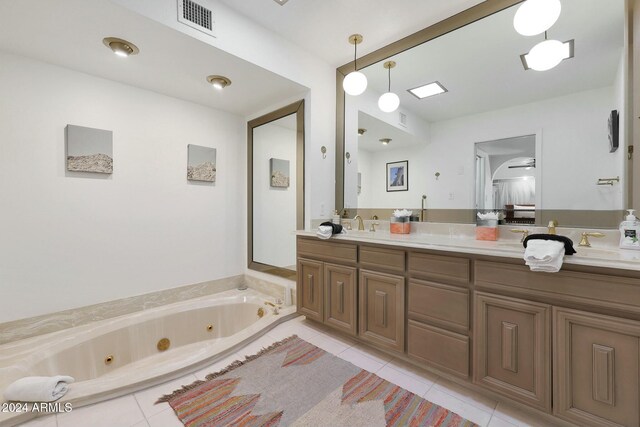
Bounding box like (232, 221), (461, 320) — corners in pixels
(369, 222), (379, 232)
(510, 229), (529, 243)
(579, 232), (605, 247)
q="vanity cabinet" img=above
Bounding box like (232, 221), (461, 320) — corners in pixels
(554, 307), (640, 427)
(296, 238), (358, 334)
(324, 263), (357, 335)
(296, 258), (324, 322)
(406, 252), (471, 378)
(473, 292), (551, 412)
(358, 269), (405, 352)
(296, 235), (640, 426)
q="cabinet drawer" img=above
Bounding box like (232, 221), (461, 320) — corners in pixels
(407, 320), (469, 378)
(408, 279), (469, 333)
(360, 245), (405, 273)
(475, 261), (640, 316)
(408, 252), (470, 286)
(297, 238), (357, 265)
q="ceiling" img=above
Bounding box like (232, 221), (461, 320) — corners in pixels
(358, 111), (418, 153)
(0, 0), (307, 116)
(217, 0), (485, 67)
(359, 0), (625, 123)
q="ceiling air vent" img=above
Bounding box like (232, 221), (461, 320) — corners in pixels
(178, 0), (216, 37)
(399, 112), (407, 128)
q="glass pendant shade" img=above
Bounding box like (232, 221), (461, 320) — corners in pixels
(513, 0), (561, 36)
(378, 92), (400, 113)
(343, 71), (368, 96)
(527, 39), (565, 71)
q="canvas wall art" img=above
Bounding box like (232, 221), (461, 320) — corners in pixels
(187, 145), (216, 182)
(66, 125), (113, 174)
(270, 158), (290, 188)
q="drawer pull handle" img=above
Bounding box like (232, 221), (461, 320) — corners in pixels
(307, 274), (314, 304)
(337, 281), (344, 313)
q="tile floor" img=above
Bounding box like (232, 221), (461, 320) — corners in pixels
(19, 316), (563, 427)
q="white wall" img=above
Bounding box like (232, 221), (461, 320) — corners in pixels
(0, 52), (245, 322)
(344, 88), (431, 208)
(428, 85), (624, 210)
(357, 145), (429, 210)
(252, 121), (296, 268)
(111, 0), (336, 223)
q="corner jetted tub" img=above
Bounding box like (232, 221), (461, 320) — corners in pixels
(0, 289), (295, 426)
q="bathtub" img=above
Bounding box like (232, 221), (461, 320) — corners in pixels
(0, 289), (296, 426)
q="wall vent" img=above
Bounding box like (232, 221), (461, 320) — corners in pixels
(399, 112), (407, 127)
(178, 0), (216, 37)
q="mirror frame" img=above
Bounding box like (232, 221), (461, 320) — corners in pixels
(248, 100), (305, 279)
(335, 0), (633, 226)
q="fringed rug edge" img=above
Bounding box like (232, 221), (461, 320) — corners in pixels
(154, 334), (299, 404)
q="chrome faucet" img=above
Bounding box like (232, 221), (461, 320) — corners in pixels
(353, 215), (365, 231)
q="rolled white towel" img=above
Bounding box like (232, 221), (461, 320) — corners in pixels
(3, 376), (75, 402)
(524, 240), (564, 262)
(526, 254), (564, 272)
(316, 225), (333, 240)
(524, 240), (565, 273)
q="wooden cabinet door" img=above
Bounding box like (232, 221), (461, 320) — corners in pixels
(296, 258), (323, 322)
(554, 308), (640, 427)
(473, 292), (551, 412)
(358, 269), (405, 353)
(324, 263), (357, 336)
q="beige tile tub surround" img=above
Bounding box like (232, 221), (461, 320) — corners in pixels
(0, 289), (297, 427)
(1, 274), (292, 345)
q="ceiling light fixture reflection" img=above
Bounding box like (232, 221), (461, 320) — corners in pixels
(522, 36), (572, 71)
(103, 37), (139, 57)
(273, 0), (289, 5)
(343, 34), (367, 96)
(378, 61), (400, 113)
(408, 81), (448, 99)
(358, 128), (367, 136)
(513, 0), (561, 36)
(379, 138), (392, 145)
(206, 75), (232, 90)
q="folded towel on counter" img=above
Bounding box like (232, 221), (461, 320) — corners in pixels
(523, 234), (576, 255)
(3, 376), (75, 402)
(524, 240), (565, 272)
(316, 222), (345, 240)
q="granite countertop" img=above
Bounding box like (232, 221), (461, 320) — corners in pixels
(297, 227), (640, 272)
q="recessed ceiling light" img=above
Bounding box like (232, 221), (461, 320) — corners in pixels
(379, 138), (392, 145)
(273, 0), (289, 5)
(206, 75), (232, 90)
(408, 81), (447, 99)
(520, 39), (574, 71)
(102, 37), (139, 57)
(358, 128), (367, 136)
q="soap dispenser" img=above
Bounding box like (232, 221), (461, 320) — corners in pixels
(619, 209), (640, 250)
(332, 210), (341, 225)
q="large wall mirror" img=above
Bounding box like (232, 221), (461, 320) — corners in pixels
(248, 100), (304, 279)
(337, 0), (630, 228)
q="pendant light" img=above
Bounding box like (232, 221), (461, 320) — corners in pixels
(513, 0), (561, 36)
(343, 34), (367, 96)
(378, 61), (400, 113)
(526, 32), (565, 71)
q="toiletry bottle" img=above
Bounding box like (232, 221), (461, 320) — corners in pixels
(619, 209), (640, 250)
(332, 210), (341, 225)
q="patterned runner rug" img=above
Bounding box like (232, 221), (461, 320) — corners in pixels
(157, 335), (477, 427)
